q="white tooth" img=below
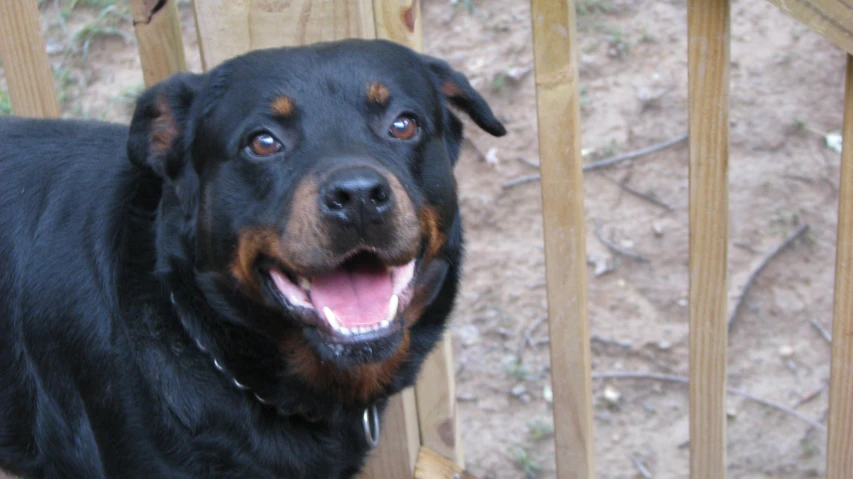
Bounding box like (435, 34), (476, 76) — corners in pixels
(387, 295), (399, 320)
(380, 319), (390, 328)
(299, 277), (311, 291)
(323, 307), (340, 330)
(340, 327), (352, 336)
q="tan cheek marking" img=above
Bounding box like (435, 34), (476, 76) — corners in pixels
(367, 82), (391, 105)
(384, 173), (421, 255)
(271, 96), (294, 117)
(418, 205), (446, 265)
(229, 228), (281, 295)
(280, 178), (340, 272)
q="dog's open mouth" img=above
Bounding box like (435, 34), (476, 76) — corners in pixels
(263, 251), (416, 344)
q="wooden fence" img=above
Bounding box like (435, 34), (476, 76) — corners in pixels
(1, 0), (852, 478)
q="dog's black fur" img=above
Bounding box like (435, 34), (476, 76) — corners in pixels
(0, 40), (504, 479)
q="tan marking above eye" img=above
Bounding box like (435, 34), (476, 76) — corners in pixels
(367, 82), (390, 105)
(389, 115), (418, 140)
(249, 133), (283, 157)
(271, 96), (294, 117)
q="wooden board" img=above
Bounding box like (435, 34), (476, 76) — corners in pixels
(529, 1), (596, 478)
(130, 0), (187, 86)
(762, 0), (853, 55)
(373, 0), (421, 51)
(826, 53), (853, 479)
(192, 0), (376, 70)
(687, 0), (730, 478)
(0, 0), (60, 117)
(415, 339), (462, 466)
(357, 388), (421, 479)
(414, 447), (479, 479)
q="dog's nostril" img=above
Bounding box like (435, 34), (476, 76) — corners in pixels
(327, 189), (351, 210)
(369, 185), (389, 205)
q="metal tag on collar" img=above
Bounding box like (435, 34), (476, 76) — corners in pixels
(362, 404), (380, 448)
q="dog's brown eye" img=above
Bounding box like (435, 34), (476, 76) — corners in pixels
(248, 133), (282, 157)
(388, 116), (418, 140)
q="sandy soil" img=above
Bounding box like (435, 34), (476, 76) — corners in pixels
(2, 0), (847, 477)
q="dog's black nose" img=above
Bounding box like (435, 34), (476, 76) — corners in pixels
(320, 167), (393, 230)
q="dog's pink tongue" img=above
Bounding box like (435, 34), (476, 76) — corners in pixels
(310, 268), (393, 328)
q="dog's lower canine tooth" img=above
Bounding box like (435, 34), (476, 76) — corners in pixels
(387, 295), (399, 321)
(323, 307), (339, 330)
(299, 277), (311, 291)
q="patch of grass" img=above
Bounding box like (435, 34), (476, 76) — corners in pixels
(526, 418), (554, 442)
(577, 0), (613, 16)
(0, 88), (12, 116)
(509, 446), (542, 479)
(579, 85), (591, 108)
(638, 25), (655, 44)
(99, 82), (145, 120)
(606, 27), (631, 59)
(490, 72), (508, 94)
(52, 64), (76, 108)
(64, 0), (119, 13)
(71, 5), (133, 60)
(502, 357), (533, 381)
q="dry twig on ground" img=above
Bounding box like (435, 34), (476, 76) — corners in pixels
(502, 133), (688, 189)
(594, 220), (650, 262)
(728, 224), (810, 329)
(517, 315), (548, 363)
(606, 175), (675, 211)
(809, 318), (832, 344)
(592, 371), (826, 431)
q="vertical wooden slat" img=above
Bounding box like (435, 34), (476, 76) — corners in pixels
(357, 388), (421, 478)
(687, 0), (730, 478)
(0, 0), (60, 117)
(529, 1), (596, 478)
(826, 54), (853, 479)
(130, 0), (187, 87)
(414, 447), (478, 479)
(373, 0), (421, 51)
(414, 340), (463, 466)
(192, 0), (376, 71)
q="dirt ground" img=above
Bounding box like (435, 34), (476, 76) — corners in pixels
(1, 0), (848, 477)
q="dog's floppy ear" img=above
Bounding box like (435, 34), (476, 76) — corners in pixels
(127, 73), (204, 178)
(422, 55), (506, 137)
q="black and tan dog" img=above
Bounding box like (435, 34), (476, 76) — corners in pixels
(0, 39), (504, 479)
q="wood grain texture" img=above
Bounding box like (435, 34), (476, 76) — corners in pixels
(131, 0), (187, 86)
(414, 447), (479, 479)
(0, 0), (60, 118)
(357, 388), (421, 479)
(192, 0), (375, 70)
(529, 1), (596, 478)
(826, 53), (853, 479)
(687, 0), (730, 478)
(762, 0), (853, 55)
(373, 0), (421, 51)
(414, 339), (462, 467)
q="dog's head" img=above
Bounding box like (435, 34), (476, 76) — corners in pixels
(127, 40), (504, 403)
